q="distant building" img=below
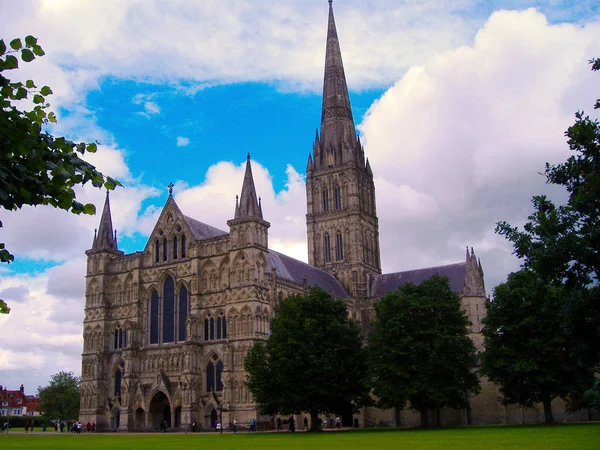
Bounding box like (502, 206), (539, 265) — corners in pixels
(0, 385), (41, 417)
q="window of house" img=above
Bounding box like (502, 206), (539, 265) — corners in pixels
(1, 402), (7, 407)
(16, 399), (22, 405)
(12, 409), (22, 416)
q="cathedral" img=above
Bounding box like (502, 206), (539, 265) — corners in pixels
(79, 1), (511, 431)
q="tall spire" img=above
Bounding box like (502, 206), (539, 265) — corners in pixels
(92, 191), (118, 251)
(235, 153), (263, 220)
(320, 0), (357, 156)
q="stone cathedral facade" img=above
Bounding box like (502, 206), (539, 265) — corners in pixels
(79, 2), (498, 431)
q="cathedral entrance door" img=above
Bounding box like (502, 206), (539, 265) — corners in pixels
(149, 391), (171, 430)
(209, 408), (218, 428)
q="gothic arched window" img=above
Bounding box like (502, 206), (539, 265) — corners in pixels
(181, 235), (186, 258)
(210, 316), (215, 340)
(150, 290), (159, 344)
(324, 233), (331, 263)
(163, 238), (167, 262)
(336, 231), (344, 261)
(173, 236), (178, 260)
(323, 188), (329, 212)
(204, 317), (209, 341)
(206, 361), (215, 392)
(334, 186), (342, 210)
(155, 239), (160, 263)
(114, 368), (122, 398)
(216, 314), (222, 339)
(178, 286), (188, 342)
(163, 276), (175, 343)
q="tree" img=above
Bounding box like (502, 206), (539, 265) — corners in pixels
(244, 287), (370, 431)
(0, 36), (120, 313)
(368, 275), (480, 428)
(480, 270), (595, 423)
(38, 371), (81, 421)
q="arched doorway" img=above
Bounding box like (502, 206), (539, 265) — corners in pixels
(135, 408), (145, 430)
(209, 408), (218, 428)
(149, 391), (171, 430)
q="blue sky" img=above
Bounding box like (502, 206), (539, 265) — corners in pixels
(0, 0), (599, 394)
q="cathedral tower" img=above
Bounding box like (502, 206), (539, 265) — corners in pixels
(306, 0), (381, 297)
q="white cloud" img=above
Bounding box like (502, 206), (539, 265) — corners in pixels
(359, 8), (600, 289)
(176, 136), (190, 147)
(143, 101), (160, 116)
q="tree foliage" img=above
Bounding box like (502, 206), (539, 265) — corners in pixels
(38, 371), (81, 421)
(0, 36), (120, 313)
(244, 287), (370, 431)
(368, 275), (480, 428)
(480, 270), (594, 423)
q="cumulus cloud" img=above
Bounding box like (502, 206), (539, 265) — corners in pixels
(359, 8), (600, 290)
(176, 136), (190, 147)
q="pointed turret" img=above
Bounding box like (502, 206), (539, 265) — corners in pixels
(319, 0), (358, 161)
(92, 191), (118, 251)
(235, 153), (263, 220)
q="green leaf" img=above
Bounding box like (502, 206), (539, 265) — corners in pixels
(32, 45), (45, 57)
(3, 54), (18, 70)
(86, 142), (97, 153)
(0, 299), (10, 314)
(15, 87), (27, 99)
(0, 39), (6, 56)
(21, 50), (36, 65)
(48, 111), (57, 123)
(25, 79), (35, 89)
(40, 85), (53, 96)
(33, 94), (44, 104)
(82, 203), (96, 215)
(10, 38), (22, 50)
(21, 48), (35, 62)
(24, 35), (37, 47)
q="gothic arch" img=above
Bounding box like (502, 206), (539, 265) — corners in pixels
(123, 273), (133, 304)
(201, 260), (217, 292)
(227, 307), (239, 338)
(217, 256), (230, 288)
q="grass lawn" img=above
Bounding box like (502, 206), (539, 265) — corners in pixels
(1, 423), (599, 449)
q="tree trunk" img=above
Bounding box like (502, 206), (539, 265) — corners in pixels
(419, 409), (429, 428)
(310, 410), (321, 432)
(542, 399), (555, 424)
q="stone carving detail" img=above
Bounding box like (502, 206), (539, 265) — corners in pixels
(322, 106), (352, 120)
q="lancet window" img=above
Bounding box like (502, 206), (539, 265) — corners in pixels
(324, 233), (331, 263)
(336, 231), (344, 261)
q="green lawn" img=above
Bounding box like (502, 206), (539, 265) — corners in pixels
(1, 424), (599, 449)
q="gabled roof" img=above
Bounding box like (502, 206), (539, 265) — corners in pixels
(370, 262), (467, 298)
(267, 250), (349, 299)
(183, 215), (228, 240)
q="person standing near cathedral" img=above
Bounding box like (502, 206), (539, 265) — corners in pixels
(303, 416), (308, 431)
(276, 417), (282, 431)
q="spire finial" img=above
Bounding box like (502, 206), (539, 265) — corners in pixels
(168, 182), (174, 197)
(329, 0), (333, 5)
(247, 152), (251, 161)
